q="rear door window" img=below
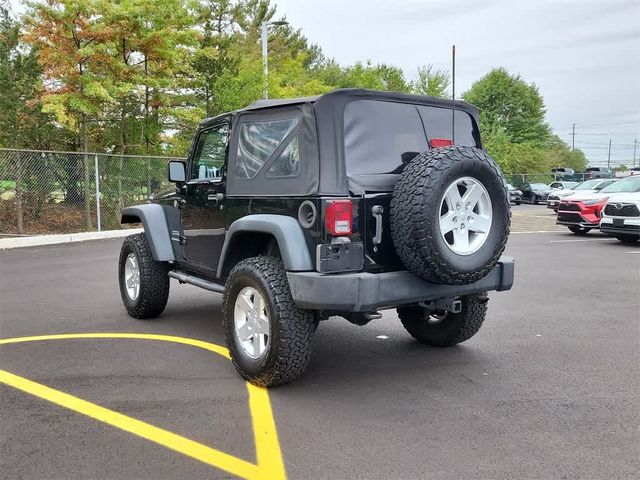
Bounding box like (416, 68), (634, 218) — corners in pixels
(343, 100), (479, 176)
(344, 100), (427, 175)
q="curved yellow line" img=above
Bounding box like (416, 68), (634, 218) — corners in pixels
(0, 333), (285, 480)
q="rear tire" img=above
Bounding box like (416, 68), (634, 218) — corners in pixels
(398, 294), (488, 347)
(615, 234), (639, 245)
(118, 233), (170, 319)
(223, 256), (317, 386)
(568, 226), (590, 235)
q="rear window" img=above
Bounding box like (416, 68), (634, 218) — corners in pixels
(344, 100), (478, 175)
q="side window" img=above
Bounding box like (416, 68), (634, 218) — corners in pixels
(266, 136), (300, 178)
(236, 118), (298, 179)
(191, 124), (229, 181)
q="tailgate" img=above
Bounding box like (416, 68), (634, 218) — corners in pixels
(360, 193), (404, 272)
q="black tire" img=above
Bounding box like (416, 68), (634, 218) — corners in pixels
(515, 201), (521, 206)
(568, 226), (590, 235)
(390, 146), (510, 285)
(223, 256), (317, 387)
(615, 234), (640, 245)
(118, 233), (170, 319)
(398, 294), (488, 347)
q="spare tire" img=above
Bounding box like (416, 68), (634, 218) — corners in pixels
(390, 146), (510, 285)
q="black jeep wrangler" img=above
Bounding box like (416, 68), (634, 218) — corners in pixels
(118, 89), (514, 386)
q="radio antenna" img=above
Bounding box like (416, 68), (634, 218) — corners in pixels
(451, 44), (456, 144)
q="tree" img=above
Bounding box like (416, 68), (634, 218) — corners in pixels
(411, 64), (449, 98)
(463, 68), (551, 145)
(0, 4), (57, 148)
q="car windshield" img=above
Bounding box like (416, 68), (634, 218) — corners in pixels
(530, 183), (548, 190)
(574, 179), (601, 190)
(600, 176), (640, 193)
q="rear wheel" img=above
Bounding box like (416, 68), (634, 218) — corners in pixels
(118, 233), (170, 319)
(568, 226), (590, 235)
(615, 234), (640, 245)
(397, 294), (488, 347)
(223, 256), (317, 386)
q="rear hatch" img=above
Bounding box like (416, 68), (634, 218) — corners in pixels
(343, 99), (481, 272)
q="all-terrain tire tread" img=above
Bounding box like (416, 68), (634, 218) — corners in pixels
(398, 295), (488, 347)
(223, 256), (316, 387)
(390, 146), (510, 285)
(119, 233), (170, 319)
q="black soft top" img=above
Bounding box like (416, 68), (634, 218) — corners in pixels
(199, 89), (481, 196)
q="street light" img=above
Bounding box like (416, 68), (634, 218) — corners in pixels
(261, 20), (289, 99)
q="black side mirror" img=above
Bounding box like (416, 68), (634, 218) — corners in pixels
(168, 160), (186, 183)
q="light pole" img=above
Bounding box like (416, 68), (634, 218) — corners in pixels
(261, 20), (288, 99)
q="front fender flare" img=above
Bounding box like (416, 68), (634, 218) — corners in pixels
(217, 215), (313, 278)
(121, 204), (174, 261)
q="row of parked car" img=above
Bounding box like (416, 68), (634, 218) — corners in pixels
(507, 177), (640, 244)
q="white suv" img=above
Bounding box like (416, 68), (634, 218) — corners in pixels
(600, 189), (640, 245)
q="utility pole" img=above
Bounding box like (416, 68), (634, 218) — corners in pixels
(261, 20), (289, 99)
(571, 123), (575, 150)
(607, 139), (612, 169)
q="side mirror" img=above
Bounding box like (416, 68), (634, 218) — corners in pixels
(168, 160), (186, 183)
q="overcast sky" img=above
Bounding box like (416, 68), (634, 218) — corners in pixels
(274, 0), (639, 166)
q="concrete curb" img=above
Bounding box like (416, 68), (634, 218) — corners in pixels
(0, 228), (143, 250)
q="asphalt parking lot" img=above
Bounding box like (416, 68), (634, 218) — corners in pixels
(1, 205), (638, 479)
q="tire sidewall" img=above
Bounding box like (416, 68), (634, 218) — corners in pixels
(428, 157), (510, 274)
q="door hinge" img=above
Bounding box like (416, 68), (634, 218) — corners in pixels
(179, 235), (187, 245)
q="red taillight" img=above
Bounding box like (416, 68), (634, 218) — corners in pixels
(325, 200), (353, 236)
(429, 138), (453, 148)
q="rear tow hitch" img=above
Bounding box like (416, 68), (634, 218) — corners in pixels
(419, 298), (463, 314)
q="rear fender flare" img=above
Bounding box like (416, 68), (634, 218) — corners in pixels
(217, 215), (313, 278)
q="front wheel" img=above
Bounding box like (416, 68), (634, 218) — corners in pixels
(615, 234), (640, 245)
(118, 233), (170, 319)
(568, 226), (590, 235)
(223, 256), (317, 386)
(397, 294), (488, 347)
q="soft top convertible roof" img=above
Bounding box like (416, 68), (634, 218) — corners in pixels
(199, 89), (481, 195)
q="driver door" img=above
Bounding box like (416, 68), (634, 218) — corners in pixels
(181, 122), (229, 275)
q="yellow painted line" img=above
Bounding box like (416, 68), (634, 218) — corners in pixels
(0, 333), (286, 480)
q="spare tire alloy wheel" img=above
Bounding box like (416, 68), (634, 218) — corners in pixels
(390, 146), (510, 285)
(439, 177), (492, 255)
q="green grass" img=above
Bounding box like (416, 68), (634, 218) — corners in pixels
(0, 180), (16, 191)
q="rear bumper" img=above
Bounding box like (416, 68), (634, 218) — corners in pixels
(287, 257), (515, 312)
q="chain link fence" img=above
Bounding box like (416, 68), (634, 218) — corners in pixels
(0, 148), (182, 236)
(0, 148), (611, 236)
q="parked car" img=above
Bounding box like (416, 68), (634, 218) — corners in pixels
(547, 179), (617, 211)
(551, 167), (575, 179)
(557, 176), (640, 235)
(549, 181), (578, 190)
(520, 183), (553, 204)
(506, 183), (522, 205)
(117, 89), (515, 386)
(584, 167), (613, 179)
(600, 192), (640, 244)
